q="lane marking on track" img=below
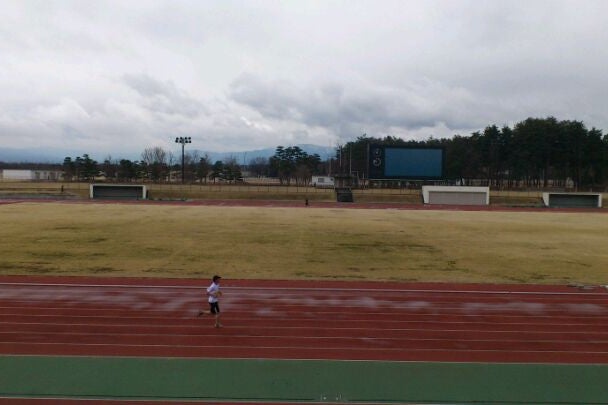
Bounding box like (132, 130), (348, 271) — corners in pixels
(3, 303), (607, 314)
(2, 314), (606, 327)
(1, 282), (607, 296)
(3, 341), (608, 356)
(4, 322), (608, 335)
(0, 396), (434, 404)
(3, 312), (607, 321)
(2, 331), (607, 345)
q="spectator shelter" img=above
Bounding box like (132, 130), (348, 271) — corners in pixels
(334, 174), (354, 202)
(422, 186), (490, 206)
(542, 192), (602, 208)
(90, 184), (147, 200)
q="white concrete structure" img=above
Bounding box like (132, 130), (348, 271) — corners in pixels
(422, 186), (490, 205)
(90, 184), (147, 200)
(542, 192), (602, 208)
(311, 176), (335, 188)
(1, 169), (62, 181)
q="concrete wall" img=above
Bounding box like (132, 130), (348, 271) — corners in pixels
(422, 186), (490, 205)
(1, 169), (62, 180)
(90, 184), (147, 200)
(1, 169), (33, 180)
(542, 192), (602, 208)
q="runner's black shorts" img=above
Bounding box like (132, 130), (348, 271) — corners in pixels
(209, 302), (220, 314)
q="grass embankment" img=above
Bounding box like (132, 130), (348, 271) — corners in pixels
(0, 202), (606, 284)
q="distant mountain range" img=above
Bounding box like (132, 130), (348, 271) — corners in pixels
(200, 144), (336, 164)
(0, 144), (336, 164)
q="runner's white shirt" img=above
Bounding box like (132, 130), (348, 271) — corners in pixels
(207, 282), (220, 303)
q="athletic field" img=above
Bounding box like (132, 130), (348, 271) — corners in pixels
(1, 198), (607, 403)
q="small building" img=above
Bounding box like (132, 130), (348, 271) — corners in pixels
(1, 169), (63, 181)
(311, 176), (334, 188)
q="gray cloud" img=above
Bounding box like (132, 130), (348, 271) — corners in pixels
(228, 74), (487, 139)
(121, 73), (207, 118)
(1, 0), (608, 160)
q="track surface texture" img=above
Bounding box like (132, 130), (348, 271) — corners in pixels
(2, 276), (608, 404)
(1, 276), (607, 363)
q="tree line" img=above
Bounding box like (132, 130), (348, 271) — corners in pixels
(338, 117), (607, 190)
(60, 148), (245, 184)
(2, 116), (606, 190)
(55, 145), (328, 185)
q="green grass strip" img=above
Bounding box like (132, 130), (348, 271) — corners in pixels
(1, 356), (607, 403)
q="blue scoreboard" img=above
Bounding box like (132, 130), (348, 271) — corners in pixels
(368, 144), (444, 180)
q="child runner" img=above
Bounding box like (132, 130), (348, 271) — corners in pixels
(198, 275), (223, 328)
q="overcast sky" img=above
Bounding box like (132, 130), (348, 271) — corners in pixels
(1, 0), (607, 159)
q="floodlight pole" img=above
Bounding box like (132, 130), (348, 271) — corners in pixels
(174, 136), (192, 183)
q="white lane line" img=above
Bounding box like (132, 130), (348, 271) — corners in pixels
(1, 282), (606, 296)
(2, 341), (608, 356)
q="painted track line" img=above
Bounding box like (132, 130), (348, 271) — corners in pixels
(2, 281), (607, 296)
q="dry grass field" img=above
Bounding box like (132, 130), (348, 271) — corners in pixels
(0, 200), (606, 285)
(0, 181), (551, 205)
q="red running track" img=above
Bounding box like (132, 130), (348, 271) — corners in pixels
(1, 276), (607, 364)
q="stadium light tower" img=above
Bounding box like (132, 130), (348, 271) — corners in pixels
(175, 136), (192, 183)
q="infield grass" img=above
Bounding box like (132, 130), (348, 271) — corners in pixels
(0, 202), (606, 284)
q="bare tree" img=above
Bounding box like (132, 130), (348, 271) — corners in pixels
(141, 147), (168, 165)
(141, 147), (169, 182)
(249, 156), (269, 177)
(197, 153), (212, 183)
(101, 155), (119, 181)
